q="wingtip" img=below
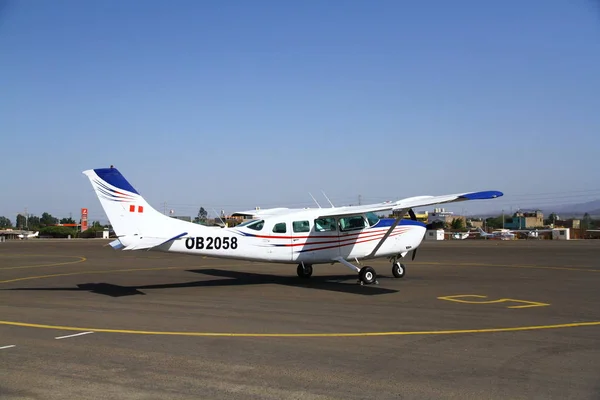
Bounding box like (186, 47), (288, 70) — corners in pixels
(461, 190), (504, 200)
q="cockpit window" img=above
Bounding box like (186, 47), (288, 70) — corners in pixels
(246, 220), (265, 231)
(366, 212), (380, 227)
(237, 219), (258, 227)
(339, 216), (366, 231)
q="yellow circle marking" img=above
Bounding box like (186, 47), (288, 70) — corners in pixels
(1, 265), (599, 337)
(0, 254), (87, 271)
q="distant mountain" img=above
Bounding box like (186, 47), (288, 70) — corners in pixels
(548, 199), (600, 217)
(465, 199), (600, 219)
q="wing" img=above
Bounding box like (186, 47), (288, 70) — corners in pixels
(511, 229), (553, 233)
(231, 208), (292, 218)
(315, 190), (503, 218)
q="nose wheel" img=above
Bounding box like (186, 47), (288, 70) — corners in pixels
(392, 262), (406, 278)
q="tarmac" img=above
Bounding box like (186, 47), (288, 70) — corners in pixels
(1, 239), (599, 399)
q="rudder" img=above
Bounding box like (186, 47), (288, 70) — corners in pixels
(82, 167), (164, 238)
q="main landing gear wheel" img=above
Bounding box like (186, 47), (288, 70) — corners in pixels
(359, 266), (377, 285)
(392, 262), (406, 278)
(297, 264), (313, 278)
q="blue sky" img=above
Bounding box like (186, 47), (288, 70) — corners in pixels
(1, 0), (599, 223)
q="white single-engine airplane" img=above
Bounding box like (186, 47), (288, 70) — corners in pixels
(83, 167), (503, 285)
(513, 228), (554, 239)
(475, 228), (515, 240)
(17, 231), (39, 239)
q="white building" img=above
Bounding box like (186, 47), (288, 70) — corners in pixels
(425, 229), (445, 241)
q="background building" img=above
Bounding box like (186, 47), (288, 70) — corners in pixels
(504, 210), (544, 229)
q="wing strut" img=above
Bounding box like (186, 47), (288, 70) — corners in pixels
(367, 209), (407, 258)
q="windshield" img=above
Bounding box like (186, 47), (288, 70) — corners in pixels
(366, 212), (380, 227)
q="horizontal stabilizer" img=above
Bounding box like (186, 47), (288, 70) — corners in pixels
(123, 232), (188, 251)
(108, 239), (124, 250)
(155, 232), (188, 248)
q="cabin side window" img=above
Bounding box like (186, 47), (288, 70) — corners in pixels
(314, 217), (337, 232)
(272, 222), (287, 233)
(292, 220), (310, 233)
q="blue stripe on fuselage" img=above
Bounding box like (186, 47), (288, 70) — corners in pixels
(372, 218), (426, 228)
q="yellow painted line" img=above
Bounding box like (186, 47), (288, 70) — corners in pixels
(412, 261), (600, 273)
(0, 320), (598, 337)
(1, 262), (598, 337)
(0, 266), (184, 284)
(438, 295), (549, 309)
(0, 255), (87, 271)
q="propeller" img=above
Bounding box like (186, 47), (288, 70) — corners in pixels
(408, 208), (419, 260)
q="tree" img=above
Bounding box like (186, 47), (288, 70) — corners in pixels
(0, 216), (12, 228)
(194, 207), (208, 223)
(16, 214), (26, 229)
(60, 217), (76, 224)
(485, 216), (504, 229)
(40, 212), (58, 227)
(27, 215), (41, 230)
(450, 218), (465, 230)
(582, 213), (593, 230)
(39, 226), (77, 238)
(545, 213), (558, 225)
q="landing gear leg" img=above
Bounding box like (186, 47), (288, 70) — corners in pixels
(297, 262), (313, 278)
(333, 257), (378, 285)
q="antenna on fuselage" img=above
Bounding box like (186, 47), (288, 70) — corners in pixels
(321, 191), (335, 208)
(309, 192), (322, 208)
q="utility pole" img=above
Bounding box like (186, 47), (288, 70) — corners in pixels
(163, 202), (167, 215)
(358, 195), (362, 206)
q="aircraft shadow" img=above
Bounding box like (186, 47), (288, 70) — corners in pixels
(5, 268), (399, 297)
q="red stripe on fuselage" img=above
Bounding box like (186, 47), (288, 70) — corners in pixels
(282, 228), (410, 248)
(241, 227), (395, 240)
(294, 230), (408, 253)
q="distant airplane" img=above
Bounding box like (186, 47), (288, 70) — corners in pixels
(475, 227), (553, 240)
(17, 231), (39, 239)
(512, 228), (554, 239)
(447, 230), (474, 240)
(83, 167), (503, 285)
(475, 227), (515, 240)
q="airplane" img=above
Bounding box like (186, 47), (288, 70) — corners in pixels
(445, 230), (475, 240)
(17, 231), (39, 239)
(82, 167), (503, 285)
(474, 227), (515, 240)
(512, 228), (553, 239)
(475, 227), (553, 240)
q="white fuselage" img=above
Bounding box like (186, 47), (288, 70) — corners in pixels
(156, 212), (426, 265)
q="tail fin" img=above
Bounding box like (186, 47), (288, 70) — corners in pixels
(82, 167), (191, 245)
